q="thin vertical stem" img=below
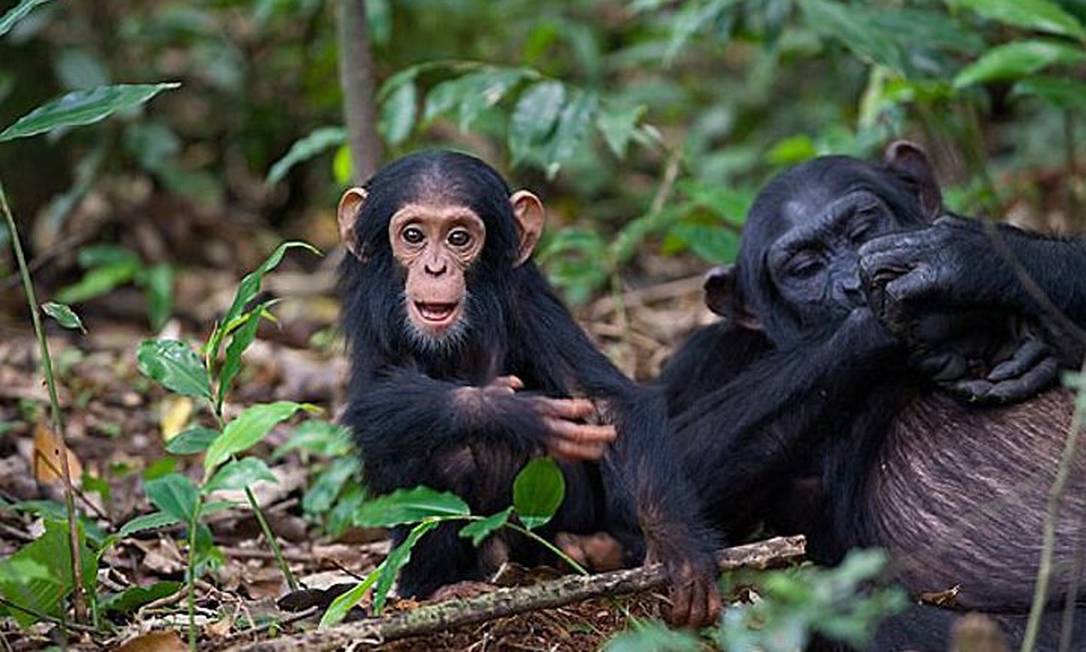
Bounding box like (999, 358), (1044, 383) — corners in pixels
(0, 178), (86, 623)
(243, 485), (299, 591)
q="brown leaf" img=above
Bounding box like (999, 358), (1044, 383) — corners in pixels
(113, 630), (187, 652)
(919, 583), (961, 607)
(159, 396), (193, 442)
(32, 421), (82, 484)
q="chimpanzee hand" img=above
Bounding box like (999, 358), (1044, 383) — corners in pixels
(530, 396), (617, 461)
(858, 216), (1021, 336)
(647, 546), (722, 628)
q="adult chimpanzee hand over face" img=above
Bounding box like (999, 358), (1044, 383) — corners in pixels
(859, 216), (1060, 403)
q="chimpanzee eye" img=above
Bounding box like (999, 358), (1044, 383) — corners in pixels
(788, 255), (822, 278)
(447, 229), (472, 248)
(402, 227), (425, 245)
(850, 222), (872, 242)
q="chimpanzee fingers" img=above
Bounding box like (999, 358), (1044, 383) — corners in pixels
(492, 375), (524, 391)
(667, 578), (693, 628)
(987, 340), (1049, 382)
(547, 439), (607, 461)
(987, 357), (1060, 404)
(543, 417), (616, 444)
(686, 578), (708, 629)
(706, 581), (723, 624)
(884, 266), (939, 305)
(535, 397), (596, 420)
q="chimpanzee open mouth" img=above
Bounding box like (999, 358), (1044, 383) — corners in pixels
(413, 301), (460, 325)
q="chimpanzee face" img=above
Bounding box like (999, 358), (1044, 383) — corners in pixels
(704, 141), (943, 343)
(767, 189), (899, 319)
(336, 152), (544, 346)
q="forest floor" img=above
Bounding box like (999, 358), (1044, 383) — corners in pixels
(0, 244), (719, 650)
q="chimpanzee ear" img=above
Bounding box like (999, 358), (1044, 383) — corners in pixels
(704, 265), (762, 330)
(884, 140), (942, 221)
(510, 190), (544, 266)
(338, 187), (368, 259)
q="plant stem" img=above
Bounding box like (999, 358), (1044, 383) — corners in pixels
(505, 523), (589, 576)
(1022, 363), (1086, 652)
(186, 506), (200, 651)
(0, 178), (87, 623)
(243, 484), (299, 591)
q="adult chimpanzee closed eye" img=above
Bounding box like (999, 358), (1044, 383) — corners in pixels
(660, 143), (1086, 650)
(337, 150), (721, 627)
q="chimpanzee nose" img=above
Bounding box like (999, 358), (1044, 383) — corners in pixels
(840, 274), (864, 306)
(425, 260), (447, 276)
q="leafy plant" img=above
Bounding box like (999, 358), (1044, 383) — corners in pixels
(133, 240), (320, 648)
(55, 244), (174, 331)
(319, 457), (579, 628)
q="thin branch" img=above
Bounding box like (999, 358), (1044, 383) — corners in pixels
(0, 597), (99, 635)
(225, 535), (805, 652)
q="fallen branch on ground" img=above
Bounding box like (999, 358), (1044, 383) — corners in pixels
(226, 535), (806, 652)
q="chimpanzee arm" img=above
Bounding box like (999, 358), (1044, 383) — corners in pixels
(516, 284), (723, 625)
(859, 216), (1086, 333)
(674, 308), (903, 511)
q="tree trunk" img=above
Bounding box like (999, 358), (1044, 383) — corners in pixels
(336, 0), (382, 183)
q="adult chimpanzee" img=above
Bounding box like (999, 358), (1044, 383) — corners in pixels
(337, 150), (720, 626)
(660, 142), (1086, 650)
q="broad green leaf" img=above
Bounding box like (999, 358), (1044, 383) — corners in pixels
(209, 241), (320, 361)
(204, 401), (313, 475)
(55, 259), (140, 304)
(41, 302), (85, 333)
(101, 581), (182, 615)
(544, 89), (599, 178)
(800, 0), (908, 74)
(0, 83), (180, 142)
(265, 127), (346, 185)
(0, 0), (53, 38)
(949, 0), (1086, 40)
(378, 80), (417, 146)
(76, 244), (139, 268)
(0, 519), (96, 627)
(454, 68), (532, 132)
(596, 104), (647, 159)
(217, 303), (271, 409)
(319, 566), (380, 628)
(954, 40), (1086, 88)
(509, 81), (565, 165)
(513, 458), (565, 530)
(144, 473), (200, 522)
(141, 263), (173, 331)
(373, 521), (438, 613)
(352, 486), (470, 528)
(302, 456), (359, 515)
(118, 511), (180, 537)
(605, 621), (702, 652)
(203, 457), (277, 494)
(1012, 75), (1086, 108)
(137, 339), (212, 399)
(273, 420), (353, 458)
(669, 223), (741, 264)
(459, 507), (512, 546)
(165, 426), (220, 455)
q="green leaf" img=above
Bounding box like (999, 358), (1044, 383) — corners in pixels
(144, 473), (200, 522)
(954, 40), (1086, 88)
(208, 241), (321, 361)
(373, 521), (438, 613)
(459, 507), (512, 546)
(265, 127), (346, 185)
(217, 302), (272, 409)
(0, 83), (180, 142)
(509, 81), (566, 165)
(204, 401), (313, 475)
(378, 81), (417, 146)
(40, 302), (85, 333)
(204, 457), (277, 494)
(319, 566), (380, 629)
(137, 339), (212, 399)
(118, 511), (181, 537)
(513, 458), (565, 530)
(274, 420), (353, 458)
(141, 263), (173, 331)
(544, 89), (599, 178)
(55, 259), (140, 304)
(0, 0), (54, 38)
(596, 104), (647, 159)
(352, 486), (470, 528)
(76, 244), (139, 268)
(949, 0), (1086, 40)
(0, 519), (96, 627)
(800, 0), (908, 73)
(1012, 75), (1086, 108)
(101, 581), (182, 615)
(605, 621), (702, 652)
(302, 456), (359, 515)
(166, 426), (220, 455)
